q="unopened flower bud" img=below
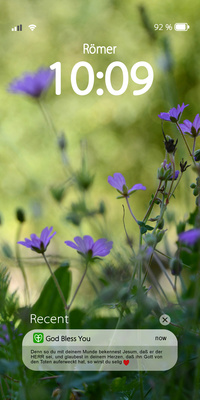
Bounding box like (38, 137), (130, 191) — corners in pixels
(194, 149), (200, 162)
(180, 158), (190, 173)
(57, 132), (67, 150)
(155, 229), (166, 243)
(176, 221), (186, 235)
(193, 187), (199, 196)
(170, 258), (183, 275)
(144, 233), (157, 247)
(157, 218), (164, 229)
(76, 170), (94, 191)
(50, 186), (66, 203)
(16, 208), (25, 223)
(99, 201), (106, 215)
(164, 135), (178, 154)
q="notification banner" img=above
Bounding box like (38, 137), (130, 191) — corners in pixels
(22, 329), (178, 371)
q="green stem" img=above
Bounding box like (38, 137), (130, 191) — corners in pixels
(122, 205), (136, 256)
(128, 261), (138, 293)
(86, 272), (99, 295)
(37, 99), (57, 137)
(126, 198), (138, 224)
(166, 155), (175, 205)
(176, 122), (196, 165)
(42, 253), (68, 311)
(67, 263), (88, 311)
(169, 172), (183, 200)
(15, 224), (30, 304)
(153, 252), (175, 290)
(145, 259), (170, 303)
(193, 137), (197, 157)
(139, 371), (145, 400)
(153, 185), (167, 233)
(143, 180), (162, 223)
(6, 321), (30, 400)
(193, 347), (200, 400)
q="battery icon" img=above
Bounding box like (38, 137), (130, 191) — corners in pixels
(174, 23), (190, 31)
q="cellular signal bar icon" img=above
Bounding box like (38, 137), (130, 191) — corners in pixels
(11, 24), (22, 31)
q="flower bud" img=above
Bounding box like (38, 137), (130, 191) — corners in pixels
(170, 258), (183, 275)
(157, 218), (164, 229)
(50, 186), (66, 203)
(76, 170), (94, 191)
(144, 233), (157, 247)
(157, 166), (165, 180)
(164, 135), (178, 154)
(16, 208), (25, 223)
(155, 229), (165, 243)
(99, 201), (106, 215)
(194, 149), (200, 162)
(176, 221), (186, 235)
(180, 159), (190, 173)
(144, 230), (166, 247)
(193, 187), (199, 196)
(57, 132), (67, 150)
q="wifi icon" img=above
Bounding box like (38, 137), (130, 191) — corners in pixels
(28, 24), (36, 31)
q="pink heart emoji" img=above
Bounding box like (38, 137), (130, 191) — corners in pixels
(123, 360), (129, 366)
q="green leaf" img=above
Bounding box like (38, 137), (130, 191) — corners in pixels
(140, 226), (147, 234)
(145, 224), (154, 231)
(187, 207), (198, 225)
(138, 221), (153, 234)
(2, 243), (13, 258)
(111, 376), (127, 392)
(30, 266), (71, 329)
(137, 221), (145, 227)
(0, 359), (19, 375)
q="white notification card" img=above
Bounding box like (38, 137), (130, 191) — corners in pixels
(22, 329), (178, 371)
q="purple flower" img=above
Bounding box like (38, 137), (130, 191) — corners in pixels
(0, 323), (22, 345)
(158, 103), (188, 123)
(0, 324), (10, 345)
(8, 67), (54, 98)
(65, 235), (113, 259)
(165, 163), (179, 180)
(158, 161), (179, 181)
(179, 114), (200, 137)
(108, 173), (146, 198)
(179, 229), (200, 246)
(18, 226), (56, 254)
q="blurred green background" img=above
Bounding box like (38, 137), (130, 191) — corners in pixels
(1, 0), (200, 303)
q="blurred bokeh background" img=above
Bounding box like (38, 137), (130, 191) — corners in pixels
(1, 0), (200, 304)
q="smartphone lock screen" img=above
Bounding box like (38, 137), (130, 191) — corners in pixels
(0, 1), (200, 400)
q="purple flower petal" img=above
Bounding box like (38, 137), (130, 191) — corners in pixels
(92, 239), (113, 256)
(73, 236), (87, 253)
(65, 236), (113, 259)
(179, 229), (200, 246)
(64, 240), (79, 250)
(83, 236), (94, 251)
(108, 173), (146, 198)
(108, 173), (126, 191)
(128, 184), (146, 193)
(158, 112), (171, 121)
(179, 114), (200, 137)
(158, 103), (188, 123)
(8, 67), (54, 98)
(18, 226), (56, 253)
(193, 114), (200, 131)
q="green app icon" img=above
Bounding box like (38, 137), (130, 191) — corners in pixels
(33, 333), (44, 343)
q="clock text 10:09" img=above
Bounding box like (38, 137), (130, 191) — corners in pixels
(50, 61), (154, 96)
